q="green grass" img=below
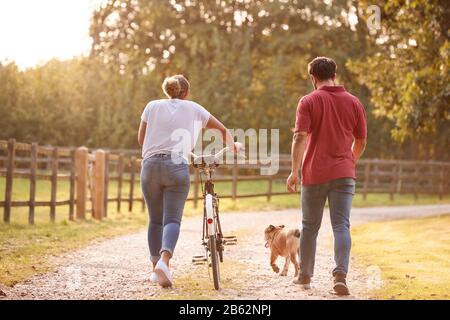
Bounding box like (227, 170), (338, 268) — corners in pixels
(185, 179), (450, 216)
(186, 191), (450, 216)
(2, 177), (448, 223)
(352, 214), (450, 300)
(0, 177), (449, 287)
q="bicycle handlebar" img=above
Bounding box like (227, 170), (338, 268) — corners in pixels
(189, 144), (245, 165)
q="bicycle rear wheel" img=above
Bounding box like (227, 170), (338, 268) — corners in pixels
(209, 234), (220, 290)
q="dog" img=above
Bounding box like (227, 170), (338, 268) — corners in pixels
(264, 225), (300, 277)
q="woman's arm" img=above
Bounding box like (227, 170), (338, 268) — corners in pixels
(205, 115), (236, 151)
(138, 120), (147, 147)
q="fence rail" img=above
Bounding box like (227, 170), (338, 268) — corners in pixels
(1, 139), (449, 224)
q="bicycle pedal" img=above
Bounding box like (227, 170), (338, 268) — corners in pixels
(223, 235), (237, 245)
(192, 255), (207, 263)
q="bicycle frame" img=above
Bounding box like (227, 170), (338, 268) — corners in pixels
(199, 166), (224, 255)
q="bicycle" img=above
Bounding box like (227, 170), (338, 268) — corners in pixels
(191, 147), (241, 290)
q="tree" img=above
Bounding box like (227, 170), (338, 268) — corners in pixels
(0, 63), (22, 139)
(349, 0), (449, 159)
(2, 0), (441, 160)
(89, 0), (382, 152)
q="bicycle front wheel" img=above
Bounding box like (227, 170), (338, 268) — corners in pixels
(209, 234), (220, 290)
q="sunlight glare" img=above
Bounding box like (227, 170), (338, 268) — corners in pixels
(0, 0), (105, 69)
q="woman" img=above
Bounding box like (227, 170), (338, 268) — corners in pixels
(138, 75), (238, 288)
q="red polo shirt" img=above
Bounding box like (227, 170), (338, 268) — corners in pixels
(294, 86), (367, 185)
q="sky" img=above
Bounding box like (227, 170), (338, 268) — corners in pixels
(0, 0), (105, 69)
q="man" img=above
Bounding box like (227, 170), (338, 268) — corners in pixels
(286, 57), (367, 295)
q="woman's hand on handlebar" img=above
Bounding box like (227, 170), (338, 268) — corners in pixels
(233, 142), (244, 153)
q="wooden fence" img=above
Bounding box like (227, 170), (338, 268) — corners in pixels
(1, 139), (449, 224)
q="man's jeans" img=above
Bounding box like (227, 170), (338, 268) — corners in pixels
(140, 154), (190, 263)
(300, 178), (355, 277)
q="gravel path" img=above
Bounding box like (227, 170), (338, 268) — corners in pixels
(2, 204), (450, 300)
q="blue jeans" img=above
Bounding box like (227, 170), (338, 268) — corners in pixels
(300, 178), (355, 277)
(140, 154), (190, 263)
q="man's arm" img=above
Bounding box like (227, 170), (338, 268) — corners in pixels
(137, 120), (147, 147)
(286, 132), (308, 192)
(352, 101), (367, 160)
(352, 138), (366, 160)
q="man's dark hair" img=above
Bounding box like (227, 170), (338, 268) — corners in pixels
(308, 57), (337, 81)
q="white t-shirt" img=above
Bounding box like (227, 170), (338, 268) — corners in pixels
(140, 99), (211, 161)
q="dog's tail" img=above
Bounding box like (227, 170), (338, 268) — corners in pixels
(294, 229), (300, 238)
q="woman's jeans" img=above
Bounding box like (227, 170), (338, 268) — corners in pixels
(300, 178), (356, 277)
(140, 154), (190, 263)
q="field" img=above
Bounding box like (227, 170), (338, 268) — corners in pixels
(1, 177), (449, 224)
(352, 214), (450, 300)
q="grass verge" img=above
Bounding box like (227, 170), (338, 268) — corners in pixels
(352, 214), (450, 300)
(0, 209), (146, 286)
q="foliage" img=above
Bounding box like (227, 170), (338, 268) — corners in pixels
(89, 0), (373, 150)
(0, 58), (159, 148)
(348, 0), (449, 159)
(0, 0), (447, 159)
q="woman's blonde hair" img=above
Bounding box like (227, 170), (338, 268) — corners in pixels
(162, 75), (190, 99)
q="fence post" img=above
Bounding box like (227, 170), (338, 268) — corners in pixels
(373, 162), (379, 194)
(396, 162), (403, 194)
(3, 139), (15, 223)
(50, 147), (59, 222)
(93, 150), (106, 220)
(389, 163), (397, 201)
(69, 149), (76, 221)
(129, 157), (135, 212)
(362, 161), (370, 200)
(267, 175), (273, 202)
(104, 151), (109, 218)
(29, 142), (38, 225)
(232, 163), (238, 201)
(117, 154), (124, 212)
(446, 165), (449, 196)
(75, 147), (89, 219)
(439, 164), (445, 200)
(193, 169), (199, 208)
(414, 164), (420, 200)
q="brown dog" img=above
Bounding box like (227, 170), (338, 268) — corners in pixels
(264, 225), (300, 277)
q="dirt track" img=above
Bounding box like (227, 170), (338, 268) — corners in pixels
(2, 204), (449, 300)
